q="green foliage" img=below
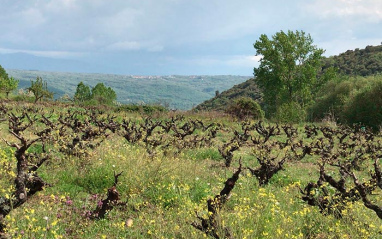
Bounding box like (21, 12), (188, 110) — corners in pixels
(0, 77), (19, 99)
(0, 65), (18, 99)
(342, 79), (382, 131)
(322, 44), (382, 76)
(308, 76), (358, 121)
(309, 74), (382, 130)
(226, 97), (264, 120)
(190, 179), (210, 203)
(253, 30), (325, 116)
(74, 82), (91, 102)
(91, 83), (117, 105)
(274, 101), (306, 123)
(74, 166), (114, 194)
(0, 65), (8, 81)
(27, 76), (54, 103)
(73, 82), (117, 106)
(184, 148), (222, 161)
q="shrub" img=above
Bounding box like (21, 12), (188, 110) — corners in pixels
(308, 79), (352, 121)
(308, 75), (377, 122)
(226, 97), (264, 120)
(274, 101), (306, 123)
(342, 80), (382, 131)
(308, 75), (382, 130)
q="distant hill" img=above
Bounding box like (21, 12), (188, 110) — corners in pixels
(322, 44), (382, 76)
(193, 78), (261, 111)
(6, 69), (249, 110)
(195, 44), (382, 112)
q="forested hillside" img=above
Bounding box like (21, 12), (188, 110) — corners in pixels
(322, 44), (382, 76)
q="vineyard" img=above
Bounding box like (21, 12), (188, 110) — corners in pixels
(1, 101), (382, 238)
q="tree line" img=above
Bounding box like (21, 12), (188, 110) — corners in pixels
(0, 65), (117, 106)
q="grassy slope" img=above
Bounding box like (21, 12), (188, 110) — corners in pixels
(1, 102), (381, 238)
(7, 69), (250, 110)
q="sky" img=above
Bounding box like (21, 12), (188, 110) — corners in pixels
(0, 0), (381, 75)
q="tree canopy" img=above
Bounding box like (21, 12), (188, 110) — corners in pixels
(27, 76), (54, 103)
(253, 30), (325, 116)
(91, 83), (117, 105)
(0, 77), (19, 98)
(74, 82), (117, 105)
(322, 44), (382, 76)
(74, 82), (92, 102)
(0, 65), (18, 98)
(0, 64), (8, 81)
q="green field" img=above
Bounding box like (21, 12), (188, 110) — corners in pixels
(1, 101), (382, 238)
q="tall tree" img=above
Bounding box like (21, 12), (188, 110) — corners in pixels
(253, 30), (325, 116)
(27, 76), (54, 103)
(74, 81), (91, 102)
(0, 77), (19, 98)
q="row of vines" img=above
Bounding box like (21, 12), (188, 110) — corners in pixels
(0, 102), (382, 238)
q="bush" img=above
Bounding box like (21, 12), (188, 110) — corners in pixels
(309, 74), (382, 131)
(342, 80), (382, 131)
(226, 97), (264, 120)
(308, 79), (352, 121)
(274, 101), (306, 123)
(308, 76), (376, 121)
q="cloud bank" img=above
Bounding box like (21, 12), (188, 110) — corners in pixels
(0, 0), (381, 74)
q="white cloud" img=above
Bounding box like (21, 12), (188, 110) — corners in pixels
(46, 0), (78, 12)
(177, 55), (261, 69)
(147, 45), (164, 52)
(106, 41), (141, 51)
(105, 41), (164, 52)
(225, 55), (262, 67)
(21, 8), (46, 26)
(97, 7), (143, 37)
(0, 48), (84, 58)
(0, 0), (381, 74)
(304, 0), (382, 22)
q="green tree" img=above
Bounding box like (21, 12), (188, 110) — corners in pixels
(0, 64), (8, 81)
(0, 76), (19, 98)
(91, 83), (117, 105)
(253, 30), (325, 117)
(74, 81), (91, 102)
(27, 76), (54, 103)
